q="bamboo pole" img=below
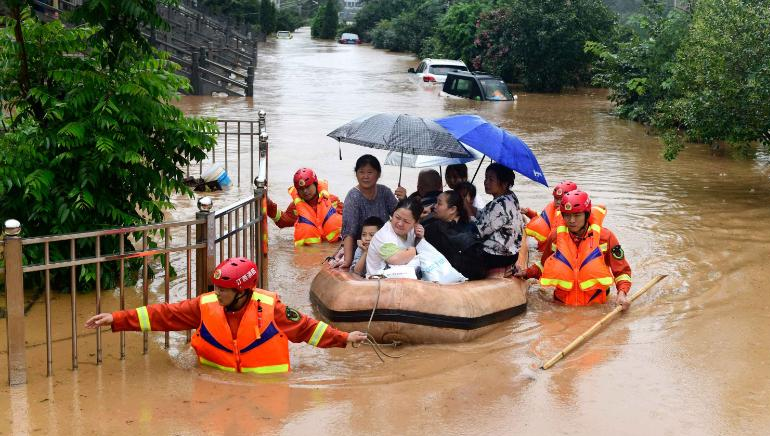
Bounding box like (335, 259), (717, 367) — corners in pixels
(541, 274), (667, 370)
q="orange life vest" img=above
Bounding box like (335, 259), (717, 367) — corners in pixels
(289, 180), (342, 246)
(525, 201), (559, 251)
(190, 290), (290, 374)
(540, 206), (615, 306)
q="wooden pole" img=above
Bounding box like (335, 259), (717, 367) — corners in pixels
(541, 274), (667, 370)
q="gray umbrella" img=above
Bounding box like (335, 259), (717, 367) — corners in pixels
(327, 113), (472, 184)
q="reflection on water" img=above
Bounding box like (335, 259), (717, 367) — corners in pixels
(2, 27), (770, 435)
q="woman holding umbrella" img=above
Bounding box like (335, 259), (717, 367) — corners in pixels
(330, 154), (399, 269)
(475, 163), (525, 276)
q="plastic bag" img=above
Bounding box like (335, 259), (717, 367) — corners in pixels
(416, 240), (467, 284)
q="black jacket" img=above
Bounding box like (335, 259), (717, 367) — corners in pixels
(423, 217), (487, 280)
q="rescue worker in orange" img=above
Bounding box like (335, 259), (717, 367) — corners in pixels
(522, 180), (578, 252)
(85, 257), (367, 374)
(516, 191), (633, 309)
(265, 168), (344, 246)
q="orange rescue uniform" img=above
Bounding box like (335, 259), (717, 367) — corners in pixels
(266, 180), (344, 246)
(526, 222), (632, 306)
(111, 290), (348, 373)
(524, 201), (559, 252)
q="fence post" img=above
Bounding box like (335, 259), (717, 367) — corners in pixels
(246, 66), (254, 97)
(191, 51), (201, 95)
(251, 44), (258, 70)
(195, 197), (216, 296)
(258, 128), (269, 288)
(4, 219), (27, 386)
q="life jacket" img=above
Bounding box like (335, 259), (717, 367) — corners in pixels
(289, 180), (342, 246)
(540, 206), (614, 306)
(525, 201), (559, 251)
(190, 290), (290, 374)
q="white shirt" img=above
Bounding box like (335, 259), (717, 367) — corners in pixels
(366, 221), (416, 276)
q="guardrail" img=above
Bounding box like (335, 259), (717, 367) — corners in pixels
(1, 113), (270, 386)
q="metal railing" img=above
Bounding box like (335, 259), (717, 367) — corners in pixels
(2, 114), (270, 386)
(187, 112), (267, 187)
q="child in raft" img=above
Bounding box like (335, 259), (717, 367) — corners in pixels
(350, 216), (385, 277)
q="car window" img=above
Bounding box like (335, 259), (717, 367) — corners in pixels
(480, 79), (513, 101)
(417, 62), (426, 73)
(452, 78), (473, 98)
(470, 81), (483, 100)
(428, 65), (468, 75)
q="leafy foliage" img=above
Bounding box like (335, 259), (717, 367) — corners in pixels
(311, 0), (339, 39)
(587, 0), (770, 159)
(0, 5), (217, 290)
(585, 0), (690, 122)
(370, 0), (446, 56)
(422, 1), (492, 63)
(475, 0), (616, 92)
(276, 8), (303, 32)
(347, 0), (410, 42)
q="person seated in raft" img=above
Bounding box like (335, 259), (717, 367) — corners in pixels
(331, 154), (399, 270)
(414, 169), (444, 215)
(515, 191), (633, 309)
(365, 197), (425, 277)
(85, 257), (367, 374)
(521, 180), (578, 252)
(455, 181), (480, 220)
(423, 191), (488, 280)
(475, 163), (525, 277)
(445, 164), (486, 211)
(266, 167), (344, 247)
(350, 216), (385, 277)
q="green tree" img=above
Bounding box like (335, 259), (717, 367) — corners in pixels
(276, 8), (303, 31)
(311, 0), (339, 39)
(260, 0), (277, 34)
(424, 0), (493, 62)
(349, 0), (410, 41)
(656, 0), (770, 159)
(476, 0), (616, 92)
(0, 3), (217, 289)
(585, 0), (691, 123)
(369, 0), (445, 55)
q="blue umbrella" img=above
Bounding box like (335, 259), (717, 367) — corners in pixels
(435, 115), (548, 187)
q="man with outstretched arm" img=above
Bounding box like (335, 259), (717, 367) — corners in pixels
(86, 257), (366, 374)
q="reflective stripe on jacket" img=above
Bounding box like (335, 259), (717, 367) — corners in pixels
(525, 201), (558, 251)
(540, 206), (615, 306)
(190, 290), (290, 374)
(289, 180), (342, 246)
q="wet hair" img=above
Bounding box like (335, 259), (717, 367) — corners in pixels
(418, 169), (443, 192)
(455, 181), (476, 201)
(441, 190), (469, 223)
(361, 216), (384, 230)
(393, 197), (424, 223)
(354, 154), (382, 175)
(445, 164), (468, 180)
(486, 163), (515, 191)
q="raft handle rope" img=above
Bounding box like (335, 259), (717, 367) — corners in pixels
(357, 277), (405, 362)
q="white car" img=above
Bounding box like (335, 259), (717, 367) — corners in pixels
(276, 31), (293, 39)
(408, 58), (469, 84)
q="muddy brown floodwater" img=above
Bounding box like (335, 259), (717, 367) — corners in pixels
(2, 28), (770, 435)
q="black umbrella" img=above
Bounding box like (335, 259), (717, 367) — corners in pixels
(327, 113), (472, 184)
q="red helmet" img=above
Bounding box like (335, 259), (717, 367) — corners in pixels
(293, 168), (318, 190)
(212, 257), (259, 292)
(560, 190), (592, 214)
(552, 180), (578, 200)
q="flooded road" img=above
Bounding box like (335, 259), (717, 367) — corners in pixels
(2, 28), (770, 435)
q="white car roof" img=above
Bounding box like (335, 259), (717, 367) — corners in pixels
(423, 59), (467, 67)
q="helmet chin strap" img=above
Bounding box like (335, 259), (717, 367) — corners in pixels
(225, 290), (251, 312)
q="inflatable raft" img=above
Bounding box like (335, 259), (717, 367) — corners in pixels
(309, 267), (528, 344)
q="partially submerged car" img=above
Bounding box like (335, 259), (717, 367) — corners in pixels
(338, 33), (361, 44)
(440, 71), (515, 101)
(408, 58), (468, 83)
(276, 31), (293, 39)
